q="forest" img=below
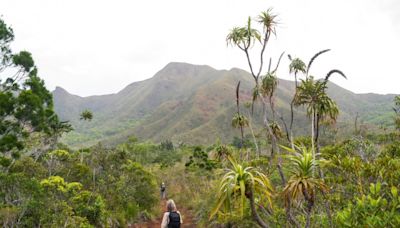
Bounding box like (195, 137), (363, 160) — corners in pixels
(1, 8), (400, 228)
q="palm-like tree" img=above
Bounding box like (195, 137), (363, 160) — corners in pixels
(80, 110), (93, 121)
(293, 50), (346, 164)
(261, 72), (279, 124)
(226, 18), (261, 50)
(257, 9), (278, 35)
(294, 77), (340, 163)
(287, 56), (307, 149)
(294, 77), (324, 159)
(210, 156), (273, 228)
(288, 56), (306, 87)
(226, 9), (278, 83)
(281, 145), (328, 228)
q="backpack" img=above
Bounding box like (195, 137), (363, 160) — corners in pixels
(168, 211), (181, 228)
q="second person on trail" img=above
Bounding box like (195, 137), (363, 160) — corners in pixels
(161, 199), (182, 228)
(160, 182), (166, 199)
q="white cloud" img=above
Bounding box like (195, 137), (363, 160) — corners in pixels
(2, 0), (399, 96)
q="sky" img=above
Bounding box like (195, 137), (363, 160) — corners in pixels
(1, 0), (399, 96)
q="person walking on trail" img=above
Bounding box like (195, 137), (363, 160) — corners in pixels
(161, 199), (182, 228)
(160, 182), (166, 199)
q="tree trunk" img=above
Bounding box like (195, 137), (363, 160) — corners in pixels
(318, 168), (333, 227)
(289, 74), (298, 150)
(354, 112), (359, 135)
(248, 189), (269, 228)
(247, 114), (260, 158)
(315, 114), (320, 153)
(311, 109), (315, 175)
(93, 168), (96, 189)
(302, 188), (314, 228)
(262, 99), (286, 185)
(322, 190), (333, 227)
(289, 101), (295, 150)
(240, 126), (244, 149)
(305, 200), (313, 228)
(286, 203), (301, 228)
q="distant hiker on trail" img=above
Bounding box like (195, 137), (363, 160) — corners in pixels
(161, 199), (182, 228)
(160, 182), (166, 199)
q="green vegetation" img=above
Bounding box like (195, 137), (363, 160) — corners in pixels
(1, 8), (400, 228)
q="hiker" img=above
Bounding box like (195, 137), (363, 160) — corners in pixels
(160, 182), (166, 199)
(161, 199), (182, 228)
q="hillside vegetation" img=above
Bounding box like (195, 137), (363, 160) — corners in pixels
(54, 63), (396, 148)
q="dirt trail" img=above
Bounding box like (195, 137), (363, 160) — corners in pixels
(130, 200), (196, 228)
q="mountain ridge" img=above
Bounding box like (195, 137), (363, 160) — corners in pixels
(53, 62), (397, 147)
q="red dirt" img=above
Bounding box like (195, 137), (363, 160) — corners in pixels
(129, 200), (196, 228)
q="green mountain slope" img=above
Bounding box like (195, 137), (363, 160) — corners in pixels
(53, 62), (397, 147)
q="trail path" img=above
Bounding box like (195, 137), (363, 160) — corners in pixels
(130, 200), (196, 228)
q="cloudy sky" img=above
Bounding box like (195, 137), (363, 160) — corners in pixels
(2, 0), (399, 96)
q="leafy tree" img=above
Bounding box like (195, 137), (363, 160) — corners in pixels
(185, 146), (217, 171)
(336, 183), (400, 227)
(231, 136), (253, 149)
(39, 175), (102, 226)
(153, 140), (181, 168)
(0, 18), (71, 165)
(0, 172), (42, 227)
(160, 139), (174, 150)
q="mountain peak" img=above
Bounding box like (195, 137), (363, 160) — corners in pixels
(53, 86), (70, 94)
(163, 62), (212, 69)
(157, 62), (215, 77)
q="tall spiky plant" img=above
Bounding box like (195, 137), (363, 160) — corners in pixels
(281, 145), (328, 228)
(210, 156), (273, 228)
